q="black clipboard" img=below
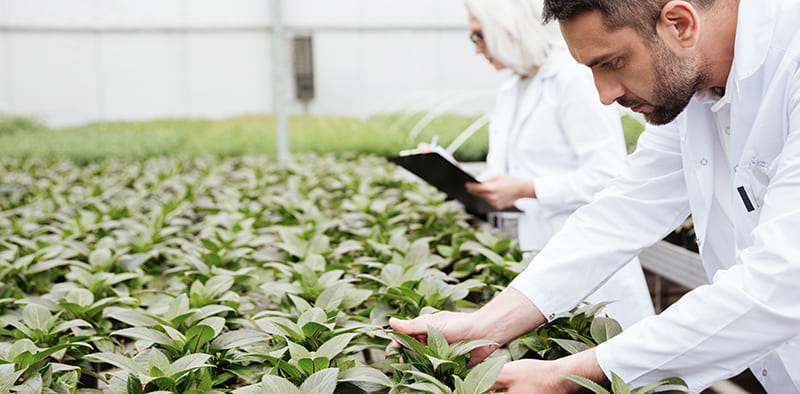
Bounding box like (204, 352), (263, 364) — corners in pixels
(388, 152), (521, 216)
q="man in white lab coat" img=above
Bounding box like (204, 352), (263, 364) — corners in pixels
(391, 0), (800, 392)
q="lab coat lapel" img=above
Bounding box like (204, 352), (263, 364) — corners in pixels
(680, 104), (715, 249)
(489, 77), (519, 171)
(510, 77), (545, 145)
(509, 50), (563, 146)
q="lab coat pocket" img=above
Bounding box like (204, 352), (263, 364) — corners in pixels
(734, 158), (776, 214)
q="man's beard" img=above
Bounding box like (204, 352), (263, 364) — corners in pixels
(620, 41), (709, 126)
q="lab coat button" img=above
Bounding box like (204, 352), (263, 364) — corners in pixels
(762, 369), (768, 377)
(548, 313), (555, 320)
(700, 158), (708, 166)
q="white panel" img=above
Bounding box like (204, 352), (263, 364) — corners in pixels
(0, 0), (8, 24)
(186, 32), (271, 118)
(97, 0), (183, 27)
(186, 0), (270, 27)
(0, 33), (9, 112)
(284, 0), (360, 27)
(297, 32), (362, 115)
(359, 32), (441, 116)
(8, 33), (99, 125)
(438, 32), (508, 113)
(100, 33), (185, 120)
(5, 0), (95, 27)
(360, 0), (465, 26)
(434, 0), (473, 25)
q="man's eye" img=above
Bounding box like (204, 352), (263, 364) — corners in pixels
(602, 58), (622, 70)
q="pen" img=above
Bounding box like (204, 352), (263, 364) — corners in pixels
(431, 135), (439, 149)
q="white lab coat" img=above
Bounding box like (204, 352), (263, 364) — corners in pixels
(484, 46), (654, 329)
(509, 0), (800, 391)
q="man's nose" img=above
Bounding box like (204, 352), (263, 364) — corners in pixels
(592, 72), (625, 105)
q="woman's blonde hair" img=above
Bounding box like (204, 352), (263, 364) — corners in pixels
(465, 0), (563, 75)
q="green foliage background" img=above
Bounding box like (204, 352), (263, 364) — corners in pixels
(0, 113), (645, 162)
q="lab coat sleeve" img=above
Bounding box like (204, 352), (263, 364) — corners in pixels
(509, 120), (691, 318)
(592, 69), (800, 392)
(531, 69), (628, 212)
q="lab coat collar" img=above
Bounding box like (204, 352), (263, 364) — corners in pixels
(536, 44), (571, 80)
(731, 0), (775, 81)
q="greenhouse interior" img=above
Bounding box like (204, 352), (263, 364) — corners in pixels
(2, 0), (796, 393)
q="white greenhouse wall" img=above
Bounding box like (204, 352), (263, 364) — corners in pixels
(0, 0), (507, 126)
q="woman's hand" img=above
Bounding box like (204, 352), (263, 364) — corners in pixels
(466, 176), (536, 209)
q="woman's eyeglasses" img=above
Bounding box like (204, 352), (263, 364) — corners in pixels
(470, 31), (485, 48)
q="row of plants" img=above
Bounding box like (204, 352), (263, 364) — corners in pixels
(0, 154), (685, 393)
(0, 114), (490, 163)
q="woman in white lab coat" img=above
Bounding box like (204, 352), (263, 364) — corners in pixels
(461, 0), (654, 328)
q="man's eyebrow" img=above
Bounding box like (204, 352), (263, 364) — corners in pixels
(585, 54), (615, 68)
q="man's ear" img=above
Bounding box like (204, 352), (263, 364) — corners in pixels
(656, 1), (700, 51)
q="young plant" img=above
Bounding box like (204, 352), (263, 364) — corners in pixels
(508, 302), (622, 361)
(86, 349), (214, 393)
(389, 325), (497, 389)
(564, 372), (688, 394)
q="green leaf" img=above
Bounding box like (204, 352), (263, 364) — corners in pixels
(186, 304), (235, 325)
(426, 325), (450, 358)
(314, 333), (356, 360)
(390, 331), (432, 357)
(611, 372), (632, 394)
(462, 356), (505, 394)
(590, 317), (623, 344)
(631, 376), (689, 394)
(288, 294), (313, 313)
(562, 375), (610, 394)
(52, 319), (92, 334)
(65, 288), (94, 307)
(14, 372), (43, 393)
(338, 367), (394, 388)
(297, 358), (315, 376)
(298, 368), (338, 394)
(287, 341), (313, 361)
(204, 275), (234, 298)
(201, 239), (220, 253)
(211, 329), (270, 350)
(459, 241), (504, 265)
(184, 325), (216, 353)
(297, 308), (327, 328)
(22, 303), (52, 331)
(148, 349), (171, 377)
(448, 339), (497, 358)
(89, 248), (113, 267)
(169, 353), (212, 379)
(127, 374), (145, 394)
(112, 327), (172, 346)
(85, 353), (148, 376)
(426, 355), (457, 371)
(109, 310), (160, 327)
(551, 338), (591, 355)
(301, 322), (333, 340)
(26, 259), (83, 275)
(316, 282), (346, 312)
(261, 375), (302, 394)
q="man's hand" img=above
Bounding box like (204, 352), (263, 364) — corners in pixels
(489, 349), (607, 393)
(389, 288), (546, 366)
(389, 311), (497, 366)
(466, 176), (536, 210)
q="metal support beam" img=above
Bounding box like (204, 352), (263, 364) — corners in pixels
(271, 0), (289, 162)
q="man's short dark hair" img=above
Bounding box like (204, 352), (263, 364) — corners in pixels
(542, 0), (716, 38)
